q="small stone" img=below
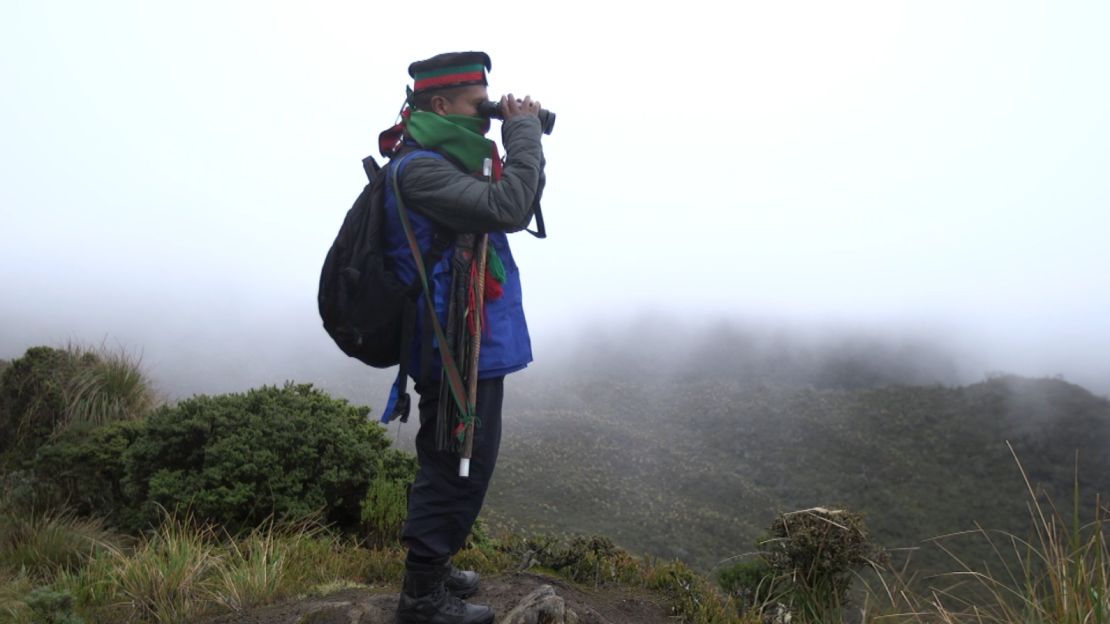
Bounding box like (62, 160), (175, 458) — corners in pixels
(295, 601), (361, 624)
(500, 585), (574, 624)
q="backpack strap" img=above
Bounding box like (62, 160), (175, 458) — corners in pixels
(381, 152), (468, 425)
(362, 155), (381, 181)
(381, 152), (428, 423)
(526, 204), (546, 238)
(388, 154), (473, 425)
(419, 230), (452, 389)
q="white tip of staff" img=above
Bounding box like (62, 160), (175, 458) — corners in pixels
(459, 458), (471, 478)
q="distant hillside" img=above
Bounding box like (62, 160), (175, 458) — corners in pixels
(546, 319), (969, 391)
(487, 374), (1110, 574)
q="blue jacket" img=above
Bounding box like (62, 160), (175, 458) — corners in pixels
(380, 115), (546, 384)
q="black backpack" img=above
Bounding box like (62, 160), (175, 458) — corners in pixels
(318, 155), (405, 368)
(317, 154), (447, 371)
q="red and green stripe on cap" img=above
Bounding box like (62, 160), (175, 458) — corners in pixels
(413, 63), (487, 91)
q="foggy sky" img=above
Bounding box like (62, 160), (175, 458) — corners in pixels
(2, 1), (1108, 399)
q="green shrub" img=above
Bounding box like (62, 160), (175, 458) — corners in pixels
(0, 347), (75, 466)
(545, 535), (631, 584)
(646, 560), (742, 624)
(497, 532), (641, 587)
(0, 346), (154, 470)
(760, 507), (883, 621)
(360, 475), (409, 548)
(717, 557), (775, 613)
(360, 450), (416, 548)
(24, 421), (146, 527)
(122, 383), (388, 534)
(379, 446), (418, 482)
(24, 586), (84, 624)
(0, 569), (35, 623)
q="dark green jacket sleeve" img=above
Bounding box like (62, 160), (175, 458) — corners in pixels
(398, 115), (545, 234)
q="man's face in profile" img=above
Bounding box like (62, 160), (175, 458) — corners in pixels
(433, 85), (489, 118)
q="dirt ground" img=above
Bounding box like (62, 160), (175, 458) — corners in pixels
(200, 571), (673, 624)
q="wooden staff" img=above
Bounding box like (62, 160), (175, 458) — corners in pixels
(459, 234), (489, 478)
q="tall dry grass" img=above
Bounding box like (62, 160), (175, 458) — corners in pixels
(57, 512), (216, 623)
(0, 508), (118, 580)
(43, 511), (385, 623)
(864, 442), (1110, 624)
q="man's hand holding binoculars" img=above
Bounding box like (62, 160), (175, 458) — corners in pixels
(478, 94), (555, 135)
(499, 94), (541, 120)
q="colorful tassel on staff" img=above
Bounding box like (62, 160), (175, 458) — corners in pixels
(486, 246), (506, 284)
(484, 246), (505, 301)
(468, 250), (509, 336)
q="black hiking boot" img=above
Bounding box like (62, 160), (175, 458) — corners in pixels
(444, 563), (480, 599)
(396, 559), (494, 624)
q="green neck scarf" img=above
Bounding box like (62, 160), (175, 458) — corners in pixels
(404, 111), (494, 174)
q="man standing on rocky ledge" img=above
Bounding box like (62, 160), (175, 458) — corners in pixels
(376, 51), (547, 624)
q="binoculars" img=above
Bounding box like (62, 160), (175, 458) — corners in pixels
(477, 100), (556, 135)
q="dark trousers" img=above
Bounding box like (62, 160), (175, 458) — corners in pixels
(402, 376), (504, 560)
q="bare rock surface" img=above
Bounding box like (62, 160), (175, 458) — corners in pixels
(499, 584), (577, 624)
(200, 572), (670, 624)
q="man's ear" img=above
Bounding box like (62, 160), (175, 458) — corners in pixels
(430, 94), (449, 116)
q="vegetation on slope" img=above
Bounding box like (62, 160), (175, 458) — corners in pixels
(490, 374), (1110, 577)
(3, 341), (1109, 623)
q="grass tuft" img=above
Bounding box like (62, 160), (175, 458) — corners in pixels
(60, 344), (157, 431)
(77, 510), (218, 621)
(211, 524), (286, 612)
(0, 569), (36, 623)
(0, 508), (118, 581)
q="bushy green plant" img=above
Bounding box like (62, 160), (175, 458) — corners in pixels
(545, 535), (632, 584)
(760, 507), (883, 622)
(0, 347), (75, 466)
(23, 421), (145, 527)
(497, 532), (641, 586)
(24, 586), (84, 624)
(379, 446), (418, 482)
(451, 520), (514, 576)
(0, 346), (154, 470)
(121, 383), (388, 534)
(646, 560), (744, 624)
(359, 449), (416, 548)
(360, 475), (409, 549)
(0, 569), (35, 623)
(717, 557), (775, 613)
